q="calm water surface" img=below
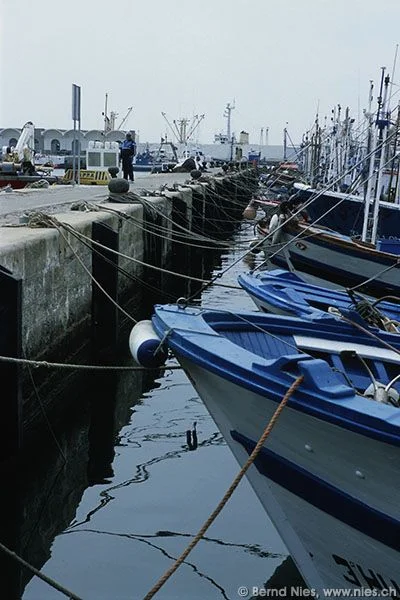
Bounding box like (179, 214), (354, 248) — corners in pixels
(21, 222), (291, 600)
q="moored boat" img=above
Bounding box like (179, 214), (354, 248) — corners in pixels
(261, 219), (400, 298)
(293, 183), (400, 240)
(131, 304), (400, 594)
(1, 121), (59, 188)
(238, 268), (400, 330)
(133, 143), (178, 173)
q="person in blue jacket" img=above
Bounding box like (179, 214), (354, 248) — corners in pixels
(119, 132), (136, 181)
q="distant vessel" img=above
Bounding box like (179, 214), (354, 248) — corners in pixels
(133, 141), (178, 173)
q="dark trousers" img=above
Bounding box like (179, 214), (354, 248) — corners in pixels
(121, 156), (134, 181)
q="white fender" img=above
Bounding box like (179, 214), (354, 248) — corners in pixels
(270, 213), (285, 245)
(129, 320), (167, 368)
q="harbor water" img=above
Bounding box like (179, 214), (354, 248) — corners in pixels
(15, 218), (295, 599)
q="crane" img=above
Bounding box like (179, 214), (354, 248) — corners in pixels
(118, 107), (133, 131)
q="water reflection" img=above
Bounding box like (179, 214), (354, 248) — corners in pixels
(14, 220), (298, 599)
(0, 402), (89, 599)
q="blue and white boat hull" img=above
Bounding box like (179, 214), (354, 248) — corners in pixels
(178, 357), (400, 592)
(149, 305), (400, 594)
(238, 269), (400, 326)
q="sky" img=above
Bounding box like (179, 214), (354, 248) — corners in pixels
(1, 0), (400, 146)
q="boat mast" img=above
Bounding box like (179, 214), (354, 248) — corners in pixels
(387, 102), (400, 201)
(370, 71), (391, 244)
(361, 68), (390, 244)
(103, 93), (109, 134)
(283, 123), (288, 161)
(361, 74), (381, 242)
(161, 112), (204, 145)
(224, 101), (235, 143)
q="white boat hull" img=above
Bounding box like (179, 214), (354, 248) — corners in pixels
(178, 357), (400, 594)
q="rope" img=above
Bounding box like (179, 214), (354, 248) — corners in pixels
(336, 314), (400, 358)
(346, 259), (400, 292)
(143, 374), (304, 600)
(25, 356), (67, 462)
(0, 354), (182, 371)
(51, 219), (137, 324)
(57, 221), (229, 286)
(0, 540), (83, 599)
(253, 126), (400, 271)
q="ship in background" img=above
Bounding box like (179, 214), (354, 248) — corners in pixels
(0, 99), (296, 173)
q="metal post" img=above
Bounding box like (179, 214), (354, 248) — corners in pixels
(283, 126), (288, 161)
(72, 119), (76, 185)
(72, 83), (81, 185)
(77, 115), (81, 186)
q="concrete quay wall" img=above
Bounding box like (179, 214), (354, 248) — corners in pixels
(1, 202), (149, 360)
(0, 196), (173, 435)
(0, 169), (256, 450)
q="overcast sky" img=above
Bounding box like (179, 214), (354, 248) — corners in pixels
(1, 0), (400, 145)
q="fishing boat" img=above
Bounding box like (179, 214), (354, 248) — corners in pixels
(260, 217), (400, 298)
(238, 268), (400, 331)
(294, 68), (400, 241)
(131, 304), (400, 593)
(242, 195), (280, 220)
(292, 183), (400, 240)
(33, 154), (65, 169)
(133, 142), (178, 173)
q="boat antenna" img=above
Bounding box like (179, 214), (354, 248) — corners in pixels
(102, 93), (109, 134)
(283, 122), (289, 160)
(224, 101), (235, 142)
(390, 43), (399, 110)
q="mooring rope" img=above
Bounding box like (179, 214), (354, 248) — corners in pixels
(0, 540), (83, 600)
(0, 354), (182, 371)
(251, 126), (400, 271)
(336, 313), (400, 357)
(55, 219), (242, 288)
(52, 220), (138, 324)
(143, 374), (304, 600)
(346, 259), (400, 292)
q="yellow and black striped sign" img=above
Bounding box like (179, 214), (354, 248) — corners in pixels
(63, 169), (111, 185)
